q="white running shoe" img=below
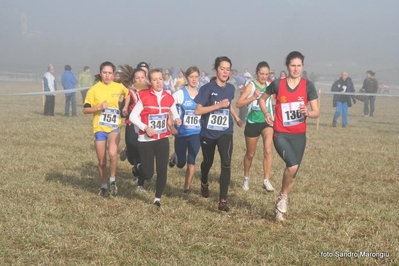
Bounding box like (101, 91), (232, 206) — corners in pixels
(273, 194), (288, 222)
(137, 186), (146, 192)
(242, 177), (250, 191)
(263, 179), (275, 192)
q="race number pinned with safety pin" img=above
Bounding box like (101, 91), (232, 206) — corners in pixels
(281, 101), (304, 127)
(149, 113), (167, 134)
(99, 108), (120, 128)
(183, 110), (201, 130)
(207, 109), (229, 131)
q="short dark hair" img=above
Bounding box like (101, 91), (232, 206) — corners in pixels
(84, 66), (90, 71)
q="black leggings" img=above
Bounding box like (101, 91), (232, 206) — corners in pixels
(273, 132), (306, 177)
(137, 138), (169, 198)
(125, 124), (140, 167)
(200, 134), (233, 199)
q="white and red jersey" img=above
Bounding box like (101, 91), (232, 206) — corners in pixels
(134, 87), (175, 141)
(125, 89), (140, 125)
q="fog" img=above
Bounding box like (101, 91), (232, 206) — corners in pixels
(1, 0), (398, 80)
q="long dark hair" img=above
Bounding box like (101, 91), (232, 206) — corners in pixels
(255, 61), (270, 73)
(210, 56), (232, 82)
(94, 61), (116, 83)
(285, 51), (305, 67)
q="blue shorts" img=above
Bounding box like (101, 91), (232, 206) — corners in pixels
(94, 129), (119, 141)
(174, 134), (201, 168)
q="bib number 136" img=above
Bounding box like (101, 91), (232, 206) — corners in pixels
(281, 102), (304, 127)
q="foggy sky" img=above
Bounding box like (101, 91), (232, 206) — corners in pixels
(1, 0), (398, 76)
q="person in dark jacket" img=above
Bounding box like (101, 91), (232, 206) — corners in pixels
(362, 70), (378, 117)
(331, 71), (356, 127)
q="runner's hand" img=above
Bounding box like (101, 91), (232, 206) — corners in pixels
(218, 99), (230, 108)
(175, 118), (182, 126)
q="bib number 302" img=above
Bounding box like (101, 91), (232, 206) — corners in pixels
(207, 109), (229, 131)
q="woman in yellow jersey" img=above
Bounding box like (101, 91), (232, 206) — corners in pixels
(83, 61), (129, 197)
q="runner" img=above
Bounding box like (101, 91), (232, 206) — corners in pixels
(83, 61), (129, 197)
(129, 69), (181, 207)
(259, 51), (319, 221)
(117, 65), (148, 191)
(168, 66), (201, 194)
(194, 56), (243, 212)
(174, 70), (186, 91)
(236, 61), (275, 192)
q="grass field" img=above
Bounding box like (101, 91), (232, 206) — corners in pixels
(0, 81), (398, 265)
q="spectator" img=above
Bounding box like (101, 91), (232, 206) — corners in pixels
(43, 64), (57, 116)
(331, 71), (356, 128)
(61, 65), (78, 117)
(78, 66), (93, 104)
(362, 70), (378, 117)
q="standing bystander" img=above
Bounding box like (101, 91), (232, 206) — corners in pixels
(362, 70), (378, 117)
(43, 64), (57, 116)
(78, 66), (93, 104)
(61, 65), (78, 117)
(331, 71), (356, 127)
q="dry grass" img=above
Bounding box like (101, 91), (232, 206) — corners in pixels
(0, 81), (398, 265)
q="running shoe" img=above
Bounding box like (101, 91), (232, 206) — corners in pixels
(137, 186), (146, 192)
(120, 147), (127, 161)
(99, 188), (109, 198)
(110, 181), (118, 196)
(182, 189), (190, 195)
(242, 177), (250, 191)
(273, 193), (288, 222)
(201, 183), (210, 198)
(218, 198), (229, 212)
(262, 179), (275, 192)
(132, 163), (140, 178)
(153, 199), (161, 207)
(168, 154), (176, 168)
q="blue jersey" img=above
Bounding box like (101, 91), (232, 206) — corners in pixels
(194, 80), (235, 139)
(175, 87), (201, 137)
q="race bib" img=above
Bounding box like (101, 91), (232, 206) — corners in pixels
(99, 108), (120, 128)
(207, 109), (229, 131)
(183, 110), (201, 130)
(149, 113), (167, 134)
(251, 97), (262, 111)
(281, 101), (304, 127)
